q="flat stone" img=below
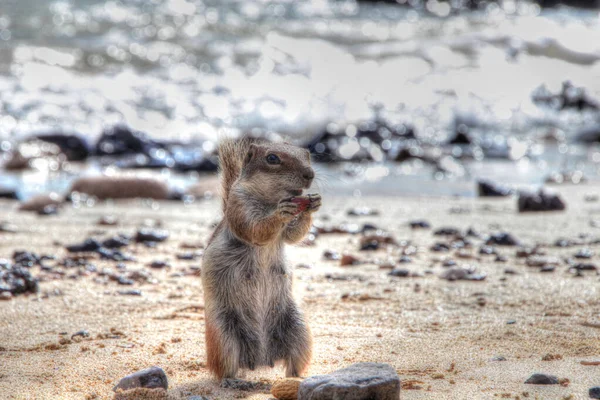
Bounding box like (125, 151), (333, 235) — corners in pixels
(524, 373), (559, 385)
(486, 233), (520, 246)
(298, 362), (400, 400)
(113, 366), (168, 392)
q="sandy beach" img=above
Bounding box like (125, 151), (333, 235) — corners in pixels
(1, 183), (600, 399)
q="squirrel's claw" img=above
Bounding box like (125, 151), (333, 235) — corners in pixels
(307, 193), (322, 212)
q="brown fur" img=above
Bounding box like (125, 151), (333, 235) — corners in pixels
(205, 320), (224, 380)
(202, 137), (320, 380)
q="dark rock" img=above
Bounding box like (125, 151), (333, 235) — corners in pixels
(113, 366), (168, 392)
(102, 236), (131, 249)
(434, 227), (460, 236)
(442, 259), (457, 267)
(555, 238), (575, 247)
(360, 239), (379, 251)
(477, 180), (512, 197)
(323, 250), (341, 261)
(359, 234), (396, 251)
(298, 362), (400, 400)
(98, 216), (118, 226)
(398, 256), (412, 263)
(486, 233), (520, 246)
(117, 276), (135, 285)
(479, 245), (497, 255)
(466, 228), (480, 237)
(441, 267), (486, 281)
(448, 129), (471, 145)
(176, 252), (200, 261)
(0, 187), (19, 200)
(97, 248), (134, 262)
(524, 373), (559, 385)
(97, 125), (165, 156)
(348, 207), (379, 217)
(71, 330), (90, 340)
(491, 356), (507, 361)
(409, 220), (431, 229)
(541, 265), (556, 273)
(306, 119), (415, 163)
(135, 229), (169, 243)
(150, 261), (170, 269)
(172, 148), (219, 172)
(66, 239), (102, 253)
(38, 205), (59, 215)
(118, 289), (142, 296)
(495, 255), (508, 262)
(33, 132), (92, 161)
(388, 269), (410, 277)
(575, 248), (593, 259)
(0, 263), (39, 295)
(576, 124), (600, 144)
(533, 81), (599, 110)
(0, 223), (16, 233)
(572, 263), (597, 271)
(431, 243), (450, 252)
(13, 251), (40, 267)
(590, 386), (600, 399)
(518, 191), (566, 212)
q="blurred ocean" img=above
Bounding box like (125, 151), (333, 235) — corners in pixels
(0, 0), (599, 198)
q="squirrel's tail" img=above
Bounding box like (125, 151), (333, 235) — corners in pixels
(218, 137), (263, 212)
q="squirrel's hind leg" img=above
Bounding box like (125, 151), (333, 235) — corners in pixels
(266, 304), (312, 377)
(205, 316), (239, 379)
(206, 308), (262, 380)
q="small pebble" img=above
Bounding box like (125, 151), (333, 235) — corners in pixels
(113, 366), (168, 392)
(541, 265), (556, 273)
(323, 250), (340, 261)
(590, 387), (600, 399)
(340, 254), (360, 266)
(409, 220), (431, 229)
(524, 373), (559, 385)
(118, 289), (142, 296)
(71, 330), (90, 340)
(388, 269), (410, 278)
(486, 233), (520, 246)
(135, 229), (169, 243)
(149, 261), (170, 269)
(575, 248), (593, 259)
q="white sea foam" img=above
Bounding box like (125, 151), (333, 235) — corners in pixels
(0, 0), (598, 145)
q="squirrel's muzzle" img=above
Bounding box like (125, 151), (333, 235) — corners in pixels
(302, 168), (315, 187)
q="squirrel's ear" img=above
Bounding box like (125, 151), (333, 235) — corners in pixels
(244, 144), (258, 165)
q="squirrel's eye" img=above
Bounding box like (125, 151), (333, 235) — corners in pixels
(266, 154), (281, 165)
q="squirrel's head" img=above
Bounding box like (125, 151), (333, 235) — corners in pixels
(240, 142), (315, 203)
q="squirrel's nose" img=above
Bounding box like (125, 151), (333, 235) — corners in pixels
(302, 169), (315, 184)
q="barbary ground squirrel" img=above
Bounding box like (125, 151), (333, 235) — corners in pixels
(202, 137), (321, 380)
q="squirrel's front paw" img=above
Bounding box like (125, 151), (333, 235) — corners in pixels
(283, 194), (321, 217)
(306, 193), (321, 213)
(278, 198), (302, 221)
